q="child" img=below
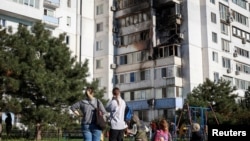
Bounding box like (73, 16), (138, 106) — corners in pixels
(154, 119), (171, 141)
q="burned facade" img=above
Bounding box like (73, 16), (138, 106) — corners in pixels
(111, 0), (184, 121)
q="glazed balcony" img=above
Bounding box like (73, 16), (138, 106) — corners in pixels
(0, 0), (42, 22)
(43, 15), (59, 28)
(44, 0), (60, 9)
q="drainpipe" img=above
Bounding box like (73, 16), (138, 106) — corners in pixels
(150, 0), (157, 47)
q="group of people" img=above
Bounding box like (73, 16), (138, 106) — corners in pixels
(70, 87), (127, 141)
(70, 86), (203, 141)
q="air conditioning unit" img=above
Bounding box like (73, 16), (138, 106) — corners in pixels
(178, 33), (184, 40)
(110, 6), (117, 12)
(176, 19), (181, 25)
(110, 63), (117, 69)
(227, 68), (231, 73)
(235, 71), (240, 75)
(233, 52), (238, 57)
(176, 13), (182, 19)
(112, 27), (119, 33)
(113, 40), (119, 46)
(226, 16), (234, 23)
(242, 38), (247, 44)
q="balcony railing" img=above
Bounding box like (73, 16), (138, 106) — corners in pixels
(43, 15), (59, 28)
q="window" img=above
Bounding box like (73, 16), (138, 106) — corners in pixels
(120, 55), (128, 65)
(211, 12), (216, 23)
(66, 35), (70, 45)
(140, 70), (150, 81)
(235, 47), (249, 58)
(96, 22), (103, 32)
(24, 0), (29, 5)
(222, 76), (233, 87)
(0, 18), (6, 27)
(96, 59), (103, 69)
(35, 0), (39, 8)
(67, 0), (71, 8)
(212, 51), (218, 62)
(96, 77), (102, 87)
(212, 32), (217, 43)
(214, 72), (219, 83)
(67, 16), (71, 26)
(210, 0), (215, 4)
(96, 4), (103, 15)
(44, 8), (54, 17)
(130, 72), (135, 82)
(120, 74), (125, 83)
(235, 79), (250, 90)
(219, 3), (229, 21)
(232, 26), (250, 41)
(161, 68), (167, 78)
(232, 0), (247, 9)
(222, 57), (231, 68)
(96, 40), (103, 51)
(232, 10), (248, 26)
(221, 22), (228, 35)
(30, 0), (34, 7)
(221, 39), (230, 52)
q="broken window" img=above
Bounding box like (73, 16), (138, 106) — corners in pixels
(126, 17), (130, 26)
(142, 13), (148, 21)
(134, 15), (138, 24)
(159, 47), (164, 58)
(138, 13), (142, 23)
(130, 16), (134, 25)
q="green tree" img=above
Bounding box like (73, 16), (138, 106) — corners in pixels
(0, 22), (105, 139)
(186, 78), (239, 125)
(235, 86), (250, 125)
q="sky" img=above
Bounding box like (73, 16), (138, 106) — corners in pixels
(1, 112), (15, 124)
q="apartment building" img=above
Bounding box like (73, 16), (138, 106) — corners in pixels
(110, 0), (250, 122)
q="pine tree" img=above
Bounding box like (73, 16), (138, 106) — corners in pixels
(0, 22), (105, 139)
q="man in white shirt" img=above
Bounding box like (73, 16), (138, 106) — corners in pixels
(106, 87), (127, 141)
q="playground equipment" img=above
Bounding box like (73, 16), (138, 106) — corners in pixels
(176, 103), (219, 141)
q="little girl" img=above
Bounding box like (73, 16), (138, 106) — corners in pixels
(154, 119), (171, 141)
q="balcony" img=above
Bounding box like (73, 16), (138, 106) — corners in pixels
(44, 0), (60, 9)
(0, 0), (42, 22)
(114, 2), (150, 18)
(43, 15), (59, 28)
(119, 21), (151, 36)
(126, 97), (183, 110)
(153, 0), (181, 8)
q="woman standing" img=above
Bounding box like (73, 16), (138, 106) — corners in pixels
(70, 87), (107, 141)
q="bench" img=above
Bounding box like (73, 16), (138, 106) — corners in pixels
(63, 130), (82, 140)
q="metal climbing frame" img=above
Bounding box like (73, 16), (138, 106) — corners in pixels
(176, 103), (219, 141)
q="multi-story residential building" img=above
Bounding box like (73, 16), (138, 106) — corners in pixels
(110, 0), (250, 122)
(1, 0), (250, 122)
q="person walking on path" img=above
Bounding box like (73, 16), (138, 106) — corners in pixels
(5, 112), (12, 137)
(70, 87), (107, 141)
(106, 87), (127, 141)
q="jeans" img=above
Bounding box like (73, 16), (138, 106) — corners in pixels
(81, 123), (102, 141)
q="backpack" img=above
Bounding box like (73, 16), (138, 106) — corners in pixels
(152, 130), (172, 141)
(124, 104), (133, 122)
